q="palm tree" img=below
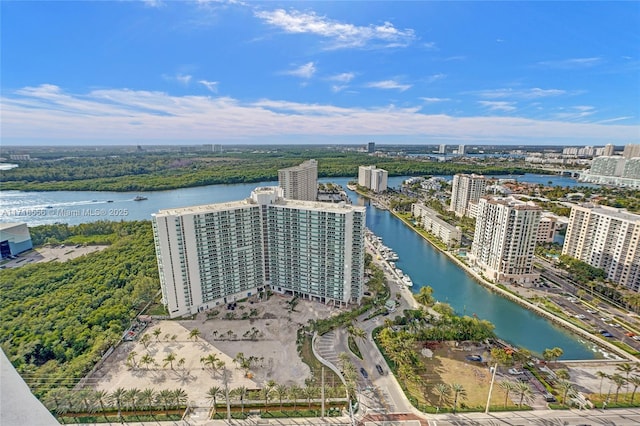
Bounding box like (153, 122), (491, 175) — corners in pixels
(156, 389), (173, 414)
(415, 285), (435, 306)
(433, 383), (450, 413)
(233, 386), (248, 414)
(450, 383), (466, 413)
(153, 328), (162, 342)
(163, 351), (177, 370)
(596, 371), (609, 396)
(93, 389), (110, 419)
(140, 353), (154, 370)
(514, 382), (533, 407)
(45, 388), (71, 418)
(123, 388), (141, 412)
(346, 325), (366, 343)
(288, 385), (302, 410)
(140, 333), (152, 349)
(303, 385), (318, 408)
(610, 373), (627, 403)
(138, 388), (156, 416)
(556, 369), (570, 380)
(126, 350), (138, 369)
(273, 384), (288, 409)
(616, 362), (638, 394)
(262, 380), (276, 409)
(189, 328), (201, 341)
(206, 386), (223, 414)
(628, 375), (640, 404)
(77, 389), (97, 415)
(172, 388), (189, 409)
(177, 357), (186, 370)
(499, 380), (516, 408)
(200, 353), (221, 375)
(557, 380), (575, 407)
(109, 387), (127, 420)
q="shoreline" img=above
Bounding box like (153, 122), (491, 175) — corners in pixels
(356, 189), (638, 362)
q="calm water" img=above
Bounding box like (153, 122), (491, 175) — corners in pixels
(0, 174), (600, 359)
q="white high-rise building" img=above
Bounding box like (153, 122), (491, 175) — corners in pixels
(562, 204), (640, 291)
(358, 165), (388, 192)
(623, 144), (640, 159)
(278, 159), (318, 201)
(449, 174), (487, 217)
(458, 145), (466, 155)
(152, 187), (366, 318)
(603, 144), (615, 157)
(438, 144), (446, 154)
(470, 197), (541, 285)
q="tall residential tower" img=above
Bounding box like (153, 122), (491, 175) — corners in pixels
(449, 173), (487, 217)
(278, 159), (318, 201)
(152, 187), (366, 318)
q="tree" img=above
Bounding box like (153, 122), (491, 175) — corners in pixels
(414, 285), (435, 307)
(303, 385), (318, 408)
(123, 388), (140, 412)
(163, 352), (177, 370)
(233, 386), (248, 414)
(140, 353), (155, 370)
(610, 373), (626, 403)
(433, 383), (450, 413)
(556, 369), (570, 380)
(499, 381), (516, 408)
(189, 328), (201, 341)
(93, 389), (110, 419)
(616, 362), (638, 394)
(206, 386), (223, 414)
(109, 387), (127, 420)
(450, 383), (466, 413)
(514, 382), (533, 407)
(346, 325), (366, 343)
(628, 375), (640, 404)
(139, 388), (156, 415)
(596, 371), (609, 396)
(557, 380), (575, 407)
(274, 384), (288, 409)
(200, 353), (221, 376)
(153, 328), (162, 342)
(288, 385), (302, 410)
(156, 389), (173, 414)
(126, 351), (138, 369)
(262, 380), (276, 408)
(140, 333), (152, 349)
(172, 388), (189, 408)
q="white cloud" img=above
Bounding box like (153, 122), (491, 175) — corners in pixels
(425, 73), (446, 84)
(537, 57), (602, 69)
(2, 84), (637, 145)
(255, 8), (415, 49)
(283, 62), (316, 79)
(142, 0), (164, 8)
(198, 80), (219, 92)
(163, 73), (193, 85)
(420, 97), (450, 103)
(328, 72), (355, 83)
(474, 87), (567, 99)
(478, 101), (517, 112)
(365, 80), (411, 92)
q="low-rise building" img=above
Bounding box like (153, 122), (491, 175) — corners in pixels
(0, 223), (32, 258)
(411, 203), (462, 247)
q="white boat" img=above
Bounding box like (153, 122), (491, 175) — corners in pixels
(402, 276), (413, 287)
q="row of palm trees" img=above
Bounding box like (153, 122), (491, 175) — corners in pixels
(596, 363), (640, 404)
(44, 387), (189, 419)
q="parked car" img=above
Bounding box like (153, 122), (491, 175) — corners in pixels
(360, 367), (368, 379)
(376, 364), (384, 375)
(508, 368), (524, 375)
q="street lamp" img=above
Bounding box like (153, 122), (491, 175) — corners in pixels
(485, 363), (498, 414)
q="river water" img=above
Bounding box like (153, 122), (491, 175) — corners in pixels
(0, 174), (600, 359)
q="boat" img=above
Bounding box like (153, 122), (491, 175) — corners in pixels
(107, 200), (114, 203)
(402, 276), (413, 287)
(133, 195), (148, 201)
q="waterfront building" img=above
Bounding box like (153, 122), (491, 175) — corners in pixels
(623, 144), (640, 159)
(580, 155), (640, 188)
(438, 144), (446, 154)
(590, 156), (626, 177)
(603, 144), (615, 157)
(562, 204), (640, 291)
(278, 159), (318, 201)
(152, 187), (366, 318)
(536, 212), (567, 244)
(0, 222), (32, 258)
(449, 173), (487, 217)
(623, 158), (640, 179)
(469, 196), (541, 285)
(458, 144), (466, 155)
(411, 203), (462, 247)
(358, 165), (388, 193)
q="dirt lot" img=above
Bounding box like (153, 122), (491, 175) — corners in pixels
(89, 293), (344, 406)
(1, 245), (108, 268)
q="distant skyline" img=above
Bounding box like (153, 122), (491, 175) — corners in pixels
(1, 1), (639, 146)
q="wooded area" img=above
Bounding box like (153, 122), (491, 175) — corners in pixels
(0, 221), (159, 397)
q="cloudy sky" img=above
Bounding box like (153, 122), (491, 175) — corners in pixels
(1, 1), (639, 146)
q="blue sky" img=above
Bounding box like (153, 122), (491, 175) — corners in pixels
(1, 1), (639, 146)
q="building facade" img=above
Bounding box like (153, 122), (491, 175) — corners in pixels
(562, 204), (640, 291)
(152, 187), (366, 318)
(411, 203), (462, 247)
(0, 223), (32, 258)
(358, 165), (388, 193)
(278, 159), (318, 201)
(449, 173), (488, 217)
(469, 197), (541, 285)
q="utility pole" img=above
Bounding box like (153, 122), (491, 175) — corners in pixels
(321, 366), (325, 419)
(485, 363), (498, 414)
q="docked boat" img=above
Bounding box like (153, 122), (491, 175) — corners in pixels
(402, 276), (413, 287)
(133, 195), (148, 201)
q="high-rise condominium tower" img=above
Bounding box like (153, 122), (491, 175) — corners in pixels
(152, 187), (366, 318)
(562, 204), (640, 291)
(449, 173), (487, 217)
(278, 159), (318, 201)
(470, 197), (541, 285)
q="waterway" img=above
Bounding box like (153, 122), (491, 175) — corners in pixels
(0, 173), (599, 359)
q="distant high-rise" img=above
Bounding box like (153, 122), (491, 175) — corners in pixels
(458, 145), (466, 155)
(449, 173), (487, 217)
(470, 197), (541, 285)
(562, 204), (640, 291)
(278, 159), (318, 201)
(438, 144), (446, 154)
(152, 186), (366, 318)
(623, 144), (640, 159)
(358, 165), (388, 192)
(603, 144), (615, 157)
(367, 142), (376, 153)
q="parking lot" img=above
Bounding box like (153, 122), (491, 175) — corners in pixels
(1, 244), (108, 268)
